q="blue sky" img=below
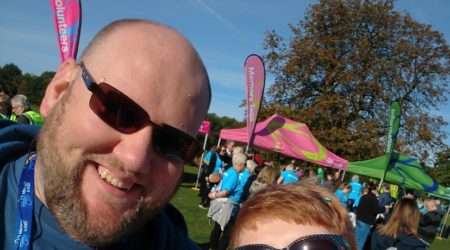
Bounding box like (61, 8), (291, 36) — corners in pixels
(0, 0), (449, 144)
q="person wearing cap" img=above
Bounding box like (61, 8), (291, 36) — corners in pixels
(0, 19), (210, 249)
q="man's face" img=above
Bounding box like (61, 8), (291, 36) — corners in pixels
(11, 103), (24, 115)
(227, 143), (234, 153)
(36, 24), (209, 246)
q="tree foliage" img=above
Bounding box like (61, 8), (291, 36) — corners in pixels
(426, 147), (450, 187)
(261, 0), (450, 162)
(0, 64), (55, 109)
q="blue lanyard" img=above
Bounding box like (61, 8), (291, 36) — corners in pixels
(14, 154), (36, 250)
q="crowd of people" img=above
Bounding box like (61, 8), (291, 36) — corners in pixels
(198, 142), (447, 250)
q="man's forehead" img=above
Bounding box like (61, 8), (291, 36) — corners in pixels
(81, 23), (209, 132)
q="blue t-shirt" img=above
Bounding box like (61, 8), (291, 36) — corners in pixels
(235, 169), (251, 201)
(0, 121), (199, 250)
(280, 169), (299, 185)
(218, 167), (240, 203)
(204, 151), (223, 173)
(335, 189), (348, 208)
(348, 181), (362, 207)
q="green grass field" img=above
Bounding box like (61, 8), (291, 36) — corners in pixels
(171, 166), (450, 250)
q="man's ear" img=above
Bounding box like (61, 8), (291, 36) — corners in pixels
(40, 59), (77, 117)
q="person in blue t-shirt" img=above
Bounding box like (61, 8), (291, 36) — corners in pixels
(208, 152), (247, 250)
(199, 145), (224, 208)
(335, 182), (352, 209)
(277, 163), (299, 185)
(348, 175), (363, 211)
(0, 19), (210, 250)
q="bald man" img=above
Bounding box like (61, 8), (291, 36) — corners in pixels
(0, 19), (210, 249)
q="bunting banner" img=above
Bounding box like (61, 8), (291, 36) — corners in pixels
(245, 54), (265, 148)
(198, 120), (211, 134)
(380, 102), (401, 185)
(50, 0), (82, 62)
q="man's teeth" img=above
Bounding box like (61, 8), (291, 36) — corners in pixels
(98, 169), (132, 190)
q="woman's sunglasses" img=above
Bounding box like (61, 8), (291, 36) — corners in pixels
(80, 62), (203, 164)
(234, 234), (349, 250)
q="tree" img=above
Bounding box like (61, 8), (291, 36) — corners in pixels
(0, 63), (22, 96)
(0, 64), (54, 110)
(426, 147), (450, 187)
(261, 0), (450, 162)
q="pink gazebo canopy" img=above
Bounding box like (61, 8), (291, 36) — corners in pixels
(220, 114), (348, 170)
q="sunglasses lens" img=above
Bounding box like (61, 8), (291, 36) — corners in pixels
(235, 237), (342, 250)
(290, 238), (339, 250)
(90, 83), (148, 134)
(153, 125), (203, 163)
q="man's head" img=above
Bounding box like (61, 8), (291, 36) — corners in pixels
(36, 19), (210, 246)
(232, 152), (247, 173)
(219, 146), (226, 156)
(246, 160), (257, 174)
(351, 175), (359, 183)
(285, 163), (294, 170)
(424, 198), (437, 211)
(11, 94), (30, 115)
(226, 140), (235, 153)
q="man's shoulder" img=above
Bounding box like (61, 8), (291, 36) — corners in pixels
(425, 210), (443, 220)
(0, 121), (40, 166)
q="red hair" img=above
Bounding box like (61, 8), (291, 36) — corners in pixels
(231, 181), (356, 249)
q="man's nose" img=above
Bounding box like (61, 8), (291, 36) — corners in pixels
(113, 126), (155, 175)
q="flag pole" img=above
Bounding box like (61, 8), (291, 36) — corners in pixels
(379, 102), (401, 190)
(193, 132), (208, 190)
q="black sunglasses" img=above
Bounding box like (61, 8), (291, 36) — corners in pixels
(234, 234), (349, 250)
(80, 62), (203, 163)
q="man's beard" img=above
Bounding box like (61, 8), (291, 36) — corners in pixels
(35, 92), (170, 246)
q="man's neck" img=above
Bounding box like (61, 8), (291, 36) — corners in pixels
(34, 159), (48, 207)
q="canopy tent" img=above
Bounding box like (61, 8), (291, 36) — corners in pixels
(219, 114), (348, 170)
(347, 152), (450, 200)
